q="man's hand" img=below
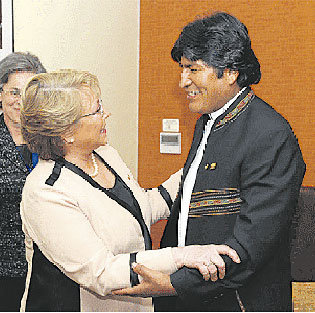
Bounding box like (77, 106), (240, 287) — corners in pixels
(112, 263), (177, 297)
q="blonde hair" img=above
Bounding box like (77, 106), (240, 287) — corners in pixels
(21, 69), (100, 160)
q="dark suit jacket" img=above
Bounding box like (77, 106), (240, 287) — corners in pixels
(155, 88), (306, 312)
(0, 114), (29, 277)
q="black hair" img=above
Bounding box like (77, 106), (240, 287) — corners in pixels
(171, 12), (261, 87)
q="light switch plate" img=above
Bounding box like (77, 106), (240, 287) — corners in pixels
(162, 119), (179, 132)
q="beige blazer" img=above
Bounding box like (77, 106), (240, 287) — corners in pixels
(20, 145), (182, 311)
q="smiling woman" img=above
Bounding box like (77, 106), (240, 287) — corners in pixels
(1, 72), (35, 133)
(0, 52), (46, 312)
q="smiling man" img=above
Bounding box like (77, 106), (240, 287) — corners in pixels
(113, 12), (306, 311)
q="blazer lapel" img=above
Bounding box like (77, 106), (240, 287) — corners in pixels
(55, 154), (152, 250)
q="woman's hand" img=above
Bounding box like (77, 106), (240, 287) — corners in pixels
(171, 244), (240, 281)
(112, 245), (241, 298)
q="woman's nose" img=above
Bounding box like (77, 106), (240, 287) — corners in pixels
(103, 110), (111, 119)
(179, 69), (192, 88)
(15, 96), (22, 106)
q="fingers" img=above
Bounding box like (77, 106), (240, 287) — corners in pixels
(132, 262), (165, 281)
(131, 262), (142, 274)
(217, 265), (225, 280)
(212, 259), (225, 280)
(208, 263), (218, 282)
(197, 263), (220, 282)
(214, 245), (241, 263)
(197, 264), (210, 281)
(198, 255), (224, 281)
(131, 262), (151, 278)
(198, 244), (241, 281)
(112, 285), (141, 296)
(207, 253), (225, 279)
(206, 245), (240, 280)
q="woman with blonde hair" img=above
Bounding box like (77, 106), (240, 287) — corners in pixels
(20, 70), (240, 311)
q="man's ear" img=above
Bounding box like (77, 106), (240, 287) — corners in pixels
(224, 69), (239, 85)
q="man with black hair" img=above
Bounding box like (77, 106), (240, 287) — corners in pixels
(113, 12), (305, 311)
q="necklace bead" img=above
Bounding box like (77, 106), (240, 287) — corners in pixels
(90, 153), (99, 177)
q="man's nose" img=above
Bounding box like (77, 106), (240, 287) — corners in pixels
(179, 69), (192, 88)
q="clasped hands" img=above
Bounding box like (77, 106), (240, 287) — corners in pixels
(112, 244), (240, 297)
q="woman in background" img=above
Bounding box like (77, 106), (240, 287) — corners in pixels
(0, 52), (46, 311)
(20, 70), (240, 311)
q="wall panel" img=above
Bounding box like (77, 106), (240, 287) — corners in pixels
(14, 0), (140, 176)
(139, 0), (314, 188)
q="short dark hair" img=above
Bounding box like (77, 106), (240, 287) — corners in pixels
(171, 12), (261, 88)
(0, 52), (46, 89)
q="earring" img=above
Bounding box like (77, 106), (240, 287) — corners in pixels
(69, 138), (74, 143)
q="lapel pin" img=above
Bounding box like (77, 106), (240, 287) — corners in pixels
(205, 162), (217, 170)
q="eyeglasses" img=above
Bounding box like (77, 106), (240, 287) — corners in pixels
(1, 88), (22, 98)
(80, 99), (104, 119)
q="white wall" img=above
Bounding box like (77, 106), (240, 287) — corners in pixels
(13, 0), (139, 176)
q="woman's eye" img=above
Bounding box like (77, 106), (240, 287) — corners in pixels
(11, 90), (20, 96)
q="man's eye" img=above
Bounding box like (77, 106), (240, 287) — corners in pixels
(189, 68), (199, 73)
